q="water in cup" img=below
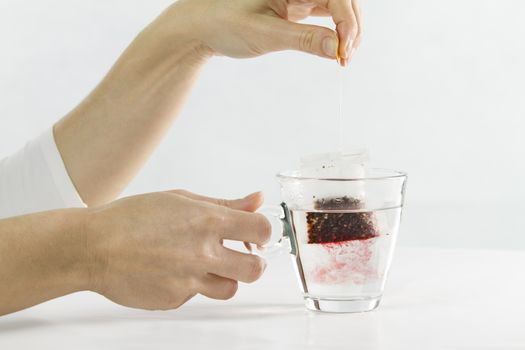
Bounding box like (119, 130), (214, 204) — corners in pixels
(289, 198), (401, 301)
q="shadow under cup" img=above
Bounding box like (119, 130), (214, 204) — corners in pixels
(270, 169), (407, 313)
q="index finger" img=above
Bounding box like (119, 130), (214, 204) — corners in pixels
(311, 0), (358, 64)
(170, 189), (264, 212)
(351, 0), (363, 55)
(217, 208), (272, 246)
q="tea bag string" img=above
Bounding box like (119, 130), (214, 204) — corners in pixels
(338, 66), (344, 153)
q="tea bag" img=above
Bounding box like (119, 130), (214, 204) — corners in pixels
(299, 149), (369, 179)
(299, 150), (369, 204)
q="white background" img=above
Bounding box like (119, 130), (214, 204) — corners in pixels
(0, 0), (523, 250)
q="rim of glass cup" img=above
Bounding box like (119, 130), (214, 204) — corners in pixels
(276, 168), (407, 182)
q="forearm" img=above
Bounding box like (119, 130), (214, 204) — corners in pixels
(0, 209), (90, 316)
(54, 6), (211, 207)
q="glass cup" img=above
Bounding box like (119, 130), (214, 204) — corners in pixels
(260, 168), (407, 313)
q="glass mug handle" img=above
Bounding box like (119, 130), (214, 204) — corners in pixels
(253, 203), (296, 257)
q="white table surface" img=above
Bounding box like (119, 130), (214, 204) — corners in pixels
(1, 246), (524, 349)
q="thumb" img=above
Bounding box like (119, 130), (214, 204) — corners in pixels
(170, 190), (264, 212)
(264, 17), (339, 59)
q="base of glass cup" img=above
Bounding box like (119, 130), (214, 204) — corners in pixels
(304, 295), (381, 313)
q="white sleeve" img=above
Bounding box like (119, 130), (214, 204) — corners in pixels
(0, 128), (86, 219)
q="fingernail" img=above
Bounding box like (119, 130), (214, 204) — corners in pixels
(348, 47), (356, 61)
(243, 192), (258, 200)
(244, 191), (263, 201)
(322, 37), (338, 59)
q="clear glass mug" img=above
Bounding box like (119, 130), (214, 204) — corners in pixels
(259, 169), (407, 313)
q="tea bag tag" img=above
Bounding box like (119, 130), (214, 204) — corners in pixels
(299, 149), (369, 179)
(299, 150), (370, 202)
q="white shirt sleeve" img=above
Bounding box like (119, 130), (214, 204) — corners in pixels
(0, 128), (86, 219)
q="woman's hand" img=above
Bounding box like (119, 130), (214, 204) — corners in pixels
(85, 190), (270, 310)
(153, 0), (362, 66)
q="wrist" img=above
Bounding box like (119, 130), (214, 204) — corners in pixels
(78, 207), (109, 294)
(61, 208), (100, 293)
(90, 10), (212, 115)
(32, 208), (99, 294)
(151, 2), (215, 62)
(117, 8), (213, 79)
